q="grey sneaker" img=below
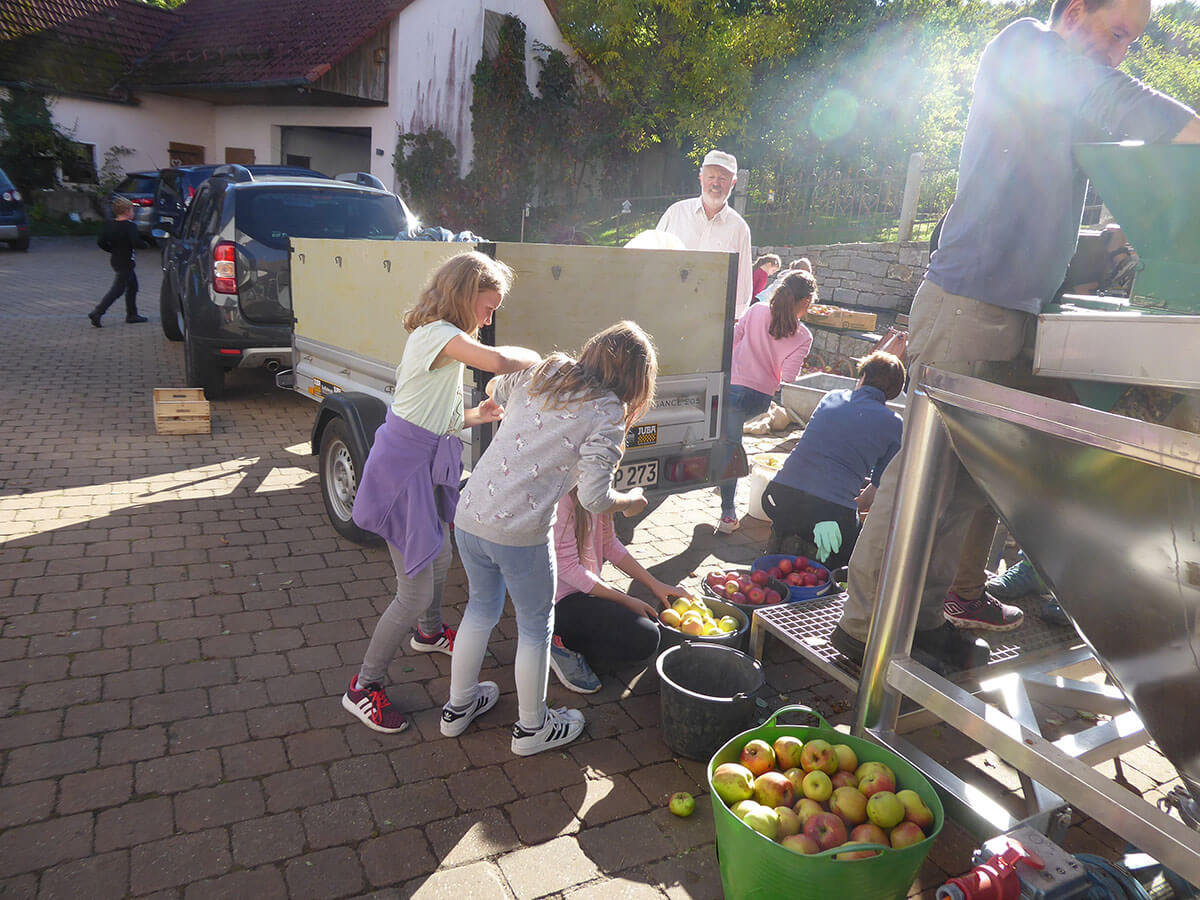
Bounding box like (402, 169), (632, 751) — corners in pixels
(439, 681), (499, 737)
(549, 636), (601, 694)
(986, 559), (1048, 600)
(511, 706), (586, 756)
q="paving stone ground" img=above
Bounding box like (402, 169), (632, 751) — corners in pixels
(0, 238), (1177, 898)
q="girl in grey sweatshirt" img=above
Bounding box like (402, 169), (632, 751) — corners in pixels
(441, 321), (657, 756)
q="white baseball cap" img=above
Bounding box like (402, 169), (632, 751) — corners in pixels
(701, 150), (738, 175)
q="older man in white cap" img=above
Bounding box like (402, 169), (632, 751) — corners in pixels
(655, 150), (753, 319)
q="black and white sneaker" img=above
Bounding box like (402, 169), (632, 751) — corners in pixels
(510, 706), (585, 756)
(439, 681), (499, 737)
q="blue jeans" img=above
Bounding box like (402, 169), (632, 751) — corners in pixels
(717, 385), (773, 514)
(449, 529), (557, 729)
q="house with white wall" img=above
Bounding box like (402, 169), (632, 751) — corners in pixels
(1, 0), (575, 190)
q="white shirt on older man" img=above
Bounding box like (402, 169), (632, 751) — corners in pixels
(656, 197), (753, 319)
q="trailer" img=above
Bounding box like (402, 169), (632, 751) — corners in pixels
(283, 238), (739, 545)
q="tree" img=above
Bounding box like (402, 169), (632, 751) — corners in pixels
(393, 127), (464, 227)
(0, 87), (72, 195)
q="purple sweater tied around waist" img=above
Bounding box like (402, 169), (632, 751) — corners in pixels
(351, 410), (463, 576)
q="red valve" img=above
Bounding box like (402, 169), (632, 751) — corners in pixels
(937, 840), (1046, 900)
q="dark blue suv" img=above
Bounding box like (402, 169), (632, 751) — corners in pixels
(0, 167), (30, 251)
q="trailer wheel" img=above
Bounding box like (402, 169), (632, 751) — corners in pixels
(319, 417), (383, 546)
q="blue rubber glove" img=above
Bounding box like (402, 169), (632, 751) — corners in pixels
(812, 521), (842, 562)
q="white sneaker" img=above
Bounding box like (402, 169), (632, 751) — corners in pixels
(511, 706), (585, 756)
(439, 681), (499, 737)
(716, 513), (740, 534)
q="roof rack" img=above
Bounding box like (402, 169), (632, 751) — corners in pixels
(211, 164), (254, 183)
(335, 171), (386, 191)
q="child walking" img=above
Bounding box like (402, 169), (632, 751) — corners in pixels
(716, 269), (816, 533)
(548, 489), (688, 693)
(90, 196), (151, 327)
(442, 321), (657, 756)
(342, 251), (541, 734)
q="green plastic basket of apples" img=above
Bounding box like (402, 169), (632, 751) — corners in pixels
(708, 705), (944, 899)
(700, 568), (791, 612)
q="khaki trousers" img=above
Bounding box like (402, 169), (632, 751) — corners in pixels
(839, 280), (1033, 639)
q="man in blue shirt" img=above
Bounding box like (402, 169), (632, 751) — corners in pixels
(832, 0), (1200, 673)
(764, 352), (904, 569)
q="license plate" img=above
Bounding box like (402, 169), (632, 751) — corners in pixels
(614, 460), (658, 490)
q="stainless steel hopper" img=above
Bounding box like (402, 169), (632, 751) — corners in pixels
(921, 369), (1200, 803)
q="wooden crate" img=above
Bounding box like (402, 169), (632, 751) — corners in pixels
(153, 388), (211, 435)
(804, 305), (877, 332)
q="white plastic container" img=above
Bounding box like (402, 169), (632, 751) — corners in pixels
(747, 454), (786, 520)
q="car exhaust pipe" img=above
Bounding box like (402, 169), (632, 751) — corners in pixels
(265, 359), (280, 372)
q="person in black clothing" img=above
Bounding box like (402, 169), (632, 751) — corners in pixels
(90, 196), (150, 327)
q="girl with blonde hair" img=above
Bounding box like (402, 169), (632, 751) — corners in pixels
(442, 321), (658, 755)
(343, 250), (541, 734)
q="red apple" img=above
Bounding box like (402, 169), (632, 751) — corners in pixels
(850, 822), (889, 847)
(828, 785), (868, 826)
(889, 820), (927, 849)
(803, 812), (848, 851)
(763, 589), (782, 605)
(793, 797), (824, 825)
(800, 739), (838, 774)
(831, 770), (858, 789)
(747, 586), (765, 605)
(794, 556), (809, 568)
(753, 771), (794, 809)
(750, 570), (769, 586)
(739, 739), (776, 777)
(858, 769), (897, 799)
(773, 736), (804, 771)
(781, 833), (821, 855)
(731, 592), (748, 605)
(778, 558), (794, 575)
(768, 566), (784, 580)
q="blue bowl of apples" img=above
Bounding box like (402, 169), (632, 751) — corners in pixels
(752, 554), (833, 602)
(701, 568), (791, 612)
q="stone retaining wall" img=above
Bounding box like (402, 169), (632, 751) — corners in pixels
(753, 240), (930, 371)
(754, 240), (929, 313)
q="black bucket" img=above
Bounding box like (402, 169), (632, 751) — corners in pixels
(656, 642), (766, 761)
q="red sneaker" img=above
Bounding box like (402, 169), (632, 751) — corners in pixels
(410, 625), (455, 656)
(342, 675), (408, 733)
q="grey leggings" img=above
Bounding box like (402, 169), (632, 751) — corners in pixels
(357, 536), (451, 687)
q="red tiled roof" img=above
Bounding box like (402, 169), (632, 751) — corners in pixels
(0, 0), (175, 100)
(129, 0), (414, 88)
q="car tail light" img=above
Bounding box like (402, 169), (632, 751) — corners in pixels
(187, 185), (196, 201)
(133, 197), (153, 206)
(213, 242), (238, 294)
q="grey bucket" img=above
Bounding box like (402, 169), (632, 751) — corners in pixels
(656, 642), (766, 761)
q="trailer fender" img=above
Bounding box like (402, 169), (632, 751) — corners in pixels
(309, 393), (388, 460)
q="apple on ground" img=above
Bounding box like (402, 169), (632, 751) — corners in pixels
(832, 744), (858, 773)
(801, 769), (833, 803)
(866, 791), (906, 830)
(803, 811), (848, 851)
(742, 804), (781, 841)
(858, 769), (897, 799)
(753, 771), (794, 809)
(712, 763), (755, 805)
(896, 789), (935, 829)
(800, 739), (839, 775)
(773, 736), (804, 771)
(828, 785), (868, 826)
(889, 820), (927, 849)
(781, 833), (821, 855)
(835, 841), (880, 861)
(775, 805), (801, 838)
(850, 822), (889, 847)
(831, 770), (858, 789)
(668, 791), (695, 817)
(739, 739), (776, 777)
(731, 799), (761, 821)
(793, 797), (824, 825)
